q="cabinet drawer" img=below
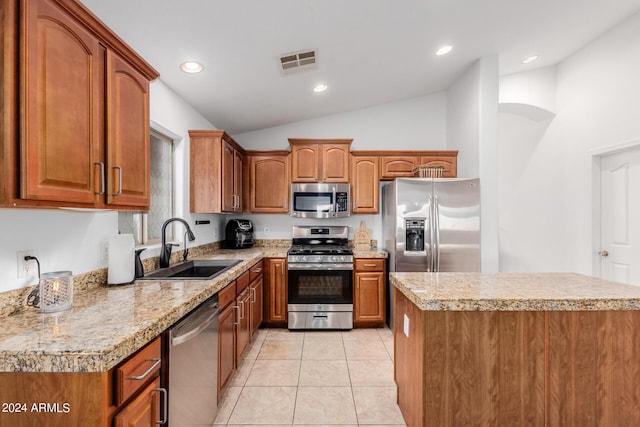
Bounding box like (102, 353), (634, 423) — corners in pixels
(115, 336), (161, 406)
(237, 270), (250, 293)
(219, 281), (237, 309)
(354, 259), (385, 272)
(250, 260), (264, 281)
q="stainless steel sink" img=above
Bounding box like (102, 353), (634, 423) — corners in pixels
(140, 259), (242, 280)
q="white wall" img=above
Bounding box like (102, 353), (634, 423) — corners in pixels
(234, 93), (447, 150)
(0, 81), (220, 293)
(447, 62), (480, 178)
(499, 66), (557, 118)
(498, 10), (640, 273)
(447, 56), (500, 272)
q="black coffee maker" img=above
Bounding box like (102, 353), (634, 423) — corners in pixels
(225, 219), (255, 249)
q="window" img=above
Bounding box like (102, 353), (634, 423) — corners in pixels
(118, 127), (175, 244)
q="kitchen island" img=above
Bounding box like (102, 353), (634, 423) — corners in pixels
(390, 272), (640, 427)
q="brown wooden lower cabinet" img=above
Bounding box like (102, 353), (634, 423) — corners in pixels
(113, 377), (161, 427)
(218, 260), (265, 400)
(394, 288), (640, 427)
(353, 258), (386, 326)
(0, 336), (163, 427)
(250, 276), (264, 337)
(264, 258), (287, 325)
(235, 287), (252, 363)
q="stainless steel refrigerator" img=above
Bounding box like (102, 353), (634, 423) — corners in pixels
(382, 177), (480, 325)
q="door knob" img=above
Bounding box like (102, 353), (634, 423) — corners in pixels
(598, 250), (609, 257)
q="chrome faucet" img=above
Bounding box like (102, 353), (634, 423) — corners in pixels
(160, 218), (196, 268)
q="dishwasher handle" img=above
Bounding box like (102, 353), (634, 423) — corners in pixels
(171, 302), (220, 347)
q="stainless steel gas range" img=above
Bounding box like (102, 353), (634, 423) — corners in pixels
(287, 225), (354, 330)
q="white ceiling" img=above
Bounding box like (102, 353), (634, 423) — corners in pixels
(80, 0), (640, 135)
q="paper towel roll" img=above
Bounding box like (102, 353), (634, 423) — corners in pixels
(108, 234), (135, 285)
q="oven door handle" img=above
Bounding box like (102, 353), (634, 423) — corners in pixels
(288, 263), (353, 271)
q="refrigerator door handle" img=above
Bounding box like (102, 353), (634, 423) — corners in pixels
(428, 195), (435, 272)
(434, 195), (440, 272)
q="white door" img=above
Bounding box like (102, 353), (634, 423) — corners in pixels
(599, 149), (640, 285)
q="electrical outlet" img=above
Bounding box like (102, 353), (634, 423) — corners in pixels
(100, 241), (109, 262)
(403, 314), (410, 338)
(264, 227), (270, 236)
(17, 250), (34, 279)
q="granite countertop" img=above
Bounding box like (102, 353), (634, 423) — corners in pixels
(0, 248), (287, 373)
(352, 249), (388, 258)
(390, 272), (640, 311)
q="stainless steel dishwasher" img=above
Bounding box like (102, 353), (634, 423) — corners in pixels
(168, 294), (220, 426)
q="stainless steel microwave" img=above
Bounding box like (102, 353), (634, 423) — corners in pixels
(290, 183), (350, 218)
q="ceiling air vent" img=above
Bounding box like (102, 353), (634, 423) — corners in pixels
(279, 49), (317, 73)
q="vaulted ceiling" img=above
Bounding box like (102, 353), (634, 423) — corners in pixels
(81, 0), (640, 134)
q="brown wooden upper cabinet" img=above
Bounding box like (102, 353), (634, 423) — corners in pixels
(289, 139), (352, 183)
(0, 0), (158, 210)
(351, 154), (379, 214)
(244, 151), (291, 213)
(190, 130), (244, 213)
(379, 151), (458, 180)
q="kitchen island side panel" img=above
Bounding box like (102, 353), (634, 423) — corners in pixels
(547, 310), (640, 426)
(393, 292), (640, 426)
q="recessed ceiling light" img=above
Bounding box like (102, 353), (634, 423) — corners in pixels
(522, 55), (539, 64)
(435, 45), (453, 56)
(313, 83), (328, 93)
(180, 61), (204, 74)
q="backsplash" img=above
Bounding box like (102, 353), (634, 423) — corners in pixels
(0, 240), (302, 317)
(0, 241), (221, 318)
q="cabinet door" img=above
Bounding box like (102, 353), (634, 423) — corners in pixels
(419, 155), (457, 177)
(236, 288), (251, 364)
(248, 154), (290, 213)
(351, 156), (379, 213)
(113, 377), (161, 427)
(221, 140), (235, 212)
(250, 276), (264, 337)
(21, 0), (104, 204)
(291, 144), (319, 182)
(264, 258), (287, 324)
(354, 271), (385, 324)
(380, 156), (418, 179)
(106, 50), (150, 208)
(233, 148), (243, 212)
(218, 302), (236, 397)
(322, 144), (350, 182)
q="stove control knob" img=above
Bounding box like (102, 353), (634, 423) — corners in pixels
(302, 256), (308, 262)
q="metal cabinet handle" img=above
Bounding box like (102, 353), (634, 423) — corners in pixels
(234, 305), (241, 325)
(112, 166), (123, 196)
(239, 300), (245, 320)
(363, 263), (376, 267)
(434, 195), (440, 271)
(155, 387), (168, 424)
(251, 287), (256, 303)
(599, 250), (609, 257)
(252, 268), (262, 273)
(94, 162), (105, 195)
(127, 358), (161, 380)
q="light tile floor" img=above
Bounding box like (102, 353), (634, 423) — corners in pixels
(213, 327), (406, 426)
